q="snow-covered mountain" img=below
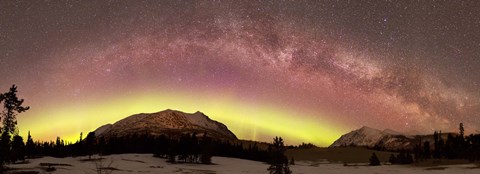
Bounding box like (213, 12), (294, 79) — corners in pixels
(94, 109), (237, 140)
(330, 126), (414, 150)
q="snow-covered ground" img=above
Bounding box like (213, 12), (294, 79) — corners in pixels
(6, 154), (480, 174)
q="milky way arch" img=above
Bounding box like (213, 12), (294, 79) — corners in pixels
(1, 1), (479, 145)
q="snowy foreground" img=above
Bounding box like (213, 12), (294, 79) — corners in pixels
(7, 154), (480, 174)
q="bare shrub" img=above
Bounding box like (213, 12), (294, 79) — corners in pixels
(92, 157), (116, 174)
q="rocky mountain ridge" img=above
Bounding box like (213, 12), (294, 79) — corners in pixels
(330, 126), (456, 150)
(94, 109), (237, 140)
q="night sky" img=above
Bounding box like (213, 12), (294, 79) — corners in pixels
(1, 0), (480, 146)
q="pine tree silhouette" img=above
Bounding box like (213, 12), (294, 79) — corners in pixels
(423, 141), (431, 159)
(199, 133), (213, 164)
(267, 136), (292, 174)
(459, 123), (465, 138)
(26, 131), (35, 158)
(369, 152), (380, 166)
(0, 85), (29, 170)
(388, 154), (396, 164)
(10, 135), (25, 163)
(85, 132), (96, 159)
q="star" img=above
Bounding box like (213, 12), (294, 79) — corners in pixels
(1, 0), (479, 145)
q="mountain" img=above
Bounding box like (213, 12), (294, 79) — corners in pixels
(94, 123), (112, 136)
(330, 126), (415, 150)
(94, 109), (237, 140)
(330, 126), (460, 150)
(330, 126), (388, 147)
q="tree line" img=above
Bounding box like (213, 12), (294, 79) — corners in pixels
(0, 84), (293, 174)
(413, 123), (480, 162)
(20, 131), (272, 162)
(21, 131), (292, 173)
(370, 122), (480, 166)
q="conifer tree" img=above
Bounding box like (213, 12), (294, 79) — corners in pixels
(10, 135), (25, 163)
(85, 132), (96, 159)
(199, 133), (213, 164)
(369, 152), (380, 166)
(423, 141), (431, 159)
(267, 136), (292, 174)
(0, 85), (29, 169)
(1, 85), (30, 135)
(459, 123), (465, 138)
(25, 131), (35, 158)
(389, 154), (397, 164)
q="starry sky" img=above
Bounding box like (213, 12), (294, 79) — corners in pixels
(1, 0), (480, 146)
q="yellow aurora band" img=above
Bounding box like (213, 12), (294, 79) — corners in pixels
(18, 90), (346, 146)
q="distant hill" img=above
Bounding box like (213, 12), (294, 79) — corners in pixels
(330, 126), (457, 150)
(94, 109), (237, 140)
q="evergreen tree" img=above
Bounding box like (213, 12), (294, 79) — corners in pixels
(199, 133), (213, 164)
(10, 135), (25, 163)
(25, 131), (35, 158)
(444, 134), (456, 159)
(0, 85), (29, 169)
(0, 92), (3, 170)
(267, 136), (292, 174)
(423, 141), (431, 159)
(54, 136), (65, 157)
(77, 132), (84, 156)
(443, 134), (451, 158)
(1, 85), (30, 135)
(369, 152), (381, 166)
(438, 131), (444, 158)
(85, 132), (96, 159)
(459, 123), (465, 138)
(398, 150), (406, 164)
(413, 136), (423, 161)
(178, 134), (190, 162)
(433, 131), (440, 158)
(98, 136), (106, 155)
(190, 133), (199, 163)
(388, 154), (397, 164)
(405, 152), (414, 164)
(166, 139), (178, 163)
(0, 130), (8, 169)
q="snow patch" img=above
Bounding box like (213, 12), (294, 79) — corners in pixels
(7, 154), (480, 174)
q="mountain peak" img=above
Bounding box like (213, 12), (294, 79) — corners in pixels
(360, 126), (373, 129)
(330, 126), (414, 150)
(95, 109), (237, 140)
(329, 126), (383, 147)
(359, 126), (379, 131)
(382, 128), (401, 135)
